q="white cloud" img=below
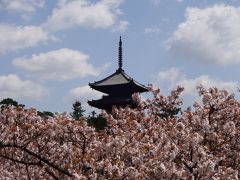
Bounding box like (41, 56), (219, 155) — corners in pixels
(165, 4), (240, 65)
(66, 85), (104, 111)
(149, 0), (161, 6)
(13, 48), (108, 81)
(0, 24), (49, 54)
(178, 75), (239, 96)
(149, 0), (182, 6)
(45, 0), (126, 32)
(154, 67), (239, 96)
(0, 74), (47, 100)
(112, 20), (129, 32)
(156, 67), (183, 85)
(0, 0), (45, 13)
(144, 27), (161, 34)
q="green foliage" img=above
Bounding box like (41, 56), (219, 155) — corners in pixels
(0, 98), (19, 107)
(18, 104), (25, 108)
(0, 98), (26, 110)
(87, 111), (107, 131)
(37, 111), (54, 118)
(70, 101), (85, 121)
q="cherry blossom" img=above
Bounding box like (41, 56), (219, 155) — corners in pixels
(0, 85), (239, 179)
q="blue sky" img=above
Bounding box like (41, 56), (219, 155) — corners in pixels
(1, 0), (240, 113)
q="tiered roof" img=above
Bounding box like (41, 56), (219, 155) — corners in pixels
(89, 68), (148, 95)
(88, 36), (148, 110)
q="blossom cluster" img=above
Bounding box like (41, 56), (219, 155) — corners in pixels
(0, 85), (239, 179)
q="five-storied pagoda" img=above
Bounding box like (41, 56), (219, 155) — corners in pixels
(88, 37), (148, 111)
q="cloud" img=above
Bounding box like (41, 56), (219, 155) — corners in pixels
(0, 74), (47, 100)
(154, 67), (239, 96)
(155, 67), (183, 85)
(45, 0), (126, 32)
(0, 0), (45, 13)
(66, 85), (104, 111)
(0, 24), (49, 54)
(165, 4), (240, 65)
(13, 48), (109, 81)
(144, 27), (161, 34)
(112, 21), (129, 32)
(178, 75), (239, 96)
(149, 0), (161, 6)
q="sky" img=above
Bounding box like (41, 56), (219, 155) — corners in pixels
(1, 0), (240, 114)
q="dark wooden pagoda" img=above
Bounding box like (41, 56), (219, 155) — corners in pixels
(88, 37), (148, 111)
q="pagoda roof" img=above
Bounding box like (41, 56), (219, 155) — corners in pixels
(89, 68), (148, 94)
(91, 69), (130, 86)
(88, 36), (148, 98)
(88, 95), (137, 110)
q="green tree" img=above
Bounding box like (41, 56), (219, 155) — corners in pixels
(70, 101), (85, 120)
(37, 111), (54, 118)
(0, 98), (19, 107)
(87, 111), (107, 131)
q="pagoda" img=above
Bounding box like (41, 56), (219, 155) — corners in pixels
(88, 37), (148, 111)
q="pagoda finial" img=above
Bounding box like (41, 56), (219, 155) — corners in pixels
(118, 36), (122, 70)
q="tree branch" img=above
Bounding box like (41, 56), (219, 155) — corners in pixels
(0, 143), (73, 177)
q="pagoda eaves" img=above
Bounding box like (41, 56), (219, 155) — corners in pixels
(88, 36), (148, 111)
(89, 68), (148, 95)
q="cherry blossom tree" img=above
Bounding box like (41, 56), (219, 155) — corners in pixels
(0, 85), (239, 179)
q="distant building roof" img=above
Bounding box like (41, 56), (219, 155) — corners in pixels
(89, 69), (148, 94)
(88, 36), (148, 110)
(90, 69), (130, 86)
(88, 95), (136, 110)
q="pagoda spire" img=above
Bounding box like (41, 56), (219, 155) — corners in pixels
(118, 36), (123, 70)
(88, 36), (148, 111)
